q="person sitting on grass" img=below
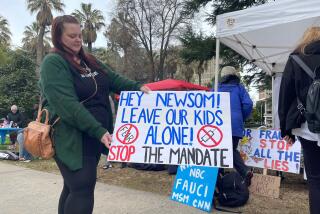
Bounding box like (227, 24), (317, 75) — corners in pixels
(7, 105), (23, 149)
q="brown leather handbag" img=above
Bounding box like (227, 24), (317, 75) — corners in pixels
(24, 108), (57, 159)
(24, 66), (97, 159)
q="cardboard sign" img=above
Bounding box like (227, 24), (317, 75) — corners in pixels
(171, 166), (218, 212)
(240, 129), (301, 174)
(108, 91), (233, 168)
(249, 174), (281, 198)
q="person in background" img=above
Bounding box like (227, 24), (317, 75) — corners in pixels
(40, 15), (150, 214)
(7, 105), (23, 147)
(278, 27), (320, 214)
(17, 130), (32, 162)
(17, 108), (32, 162)
(213, 66), (253, 186)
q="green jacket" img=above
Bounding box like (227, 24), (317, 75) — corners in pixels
(40, 53), (141, 170)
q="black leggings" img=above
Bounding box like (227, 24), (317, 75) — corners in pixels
(299, 137), (320, 214)
(55, 155), (100, 214)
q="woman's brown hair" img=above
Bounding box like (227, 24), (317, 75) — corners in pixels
(297, 27), (320, 55)
(51, 15), (102, 73)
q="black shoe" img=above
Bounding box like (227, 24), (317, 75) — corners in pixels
(245, 171), (253, 186)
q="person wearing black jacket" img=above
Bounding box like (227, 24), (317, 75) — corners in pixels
(278, 27), (320, 214)
(6, 105), (23, 145)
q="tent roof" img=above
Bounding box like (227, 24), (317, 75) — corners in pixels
(216, 0), (320, 74)
(145, 79), (209, 91)
(114, 79), (209, 101)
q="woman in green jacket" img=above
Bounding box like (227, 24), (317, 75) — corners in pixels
(40, 15), (150, 214)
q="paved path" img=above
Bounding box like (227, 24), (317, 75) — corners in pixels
(0, 162), (208, 214)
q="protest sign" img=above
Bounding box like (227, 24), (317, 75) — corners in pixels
(249, 174), (281, 198)
(108, 91), (233, 168)
(240, 129), (301, 174)
(171, 166), (218, 212)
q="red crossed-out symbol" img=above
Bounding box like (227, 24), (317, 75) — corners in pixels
(197, 125), (223, 148)
(116, 124), (139, 145)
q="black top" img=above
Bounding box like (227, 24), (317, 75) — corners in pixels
(69, 61), (112, 156)
(7, 111), (23, 127)
(278, 41), (320, 138)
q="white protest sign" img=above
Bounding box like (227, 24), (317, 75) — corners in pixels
(240, 129), (301, 174)
(108, 91), (233, 168)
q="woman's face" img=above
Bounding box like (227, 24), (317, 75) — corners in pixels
(61, 23), (82, 54)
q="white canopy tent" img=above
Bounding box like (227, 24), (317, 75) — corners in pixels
(214, 0), (320, 128)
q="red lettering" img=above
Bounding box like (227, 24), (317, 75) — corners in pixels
(264, 158), (290, 172)
(108, 146), (117, 161)
(274, 160), (282, 171)
(260, 139), (267, 148)
(277, 140), (285, 150)
(269, 140), (277, 149)
(264, 159), (280, 170)
(282, 161), (289, 172)
(117, 145), (136, 161)
(285, 142), (292, 151)
(128, 146), (135, 161)
(107, 145), (136, 161)
(119, 146), (127, 161)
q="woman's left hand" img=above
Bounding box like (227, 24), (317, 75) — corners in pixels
(140, 85), (151, 94)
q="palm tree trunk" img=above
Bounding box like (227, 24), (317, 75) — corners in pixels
(36, 25), (45, 78)
(88, 42), (92, 52)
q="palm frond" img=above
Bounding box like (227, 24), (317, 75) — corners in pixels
(72, 3), (105, 47)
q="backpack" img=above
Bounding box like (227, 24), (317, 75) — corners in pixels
(291, 55), (320, 133)
(215, 171), (249, 208)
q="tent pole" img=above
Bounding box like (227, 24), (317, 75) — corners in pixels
(271, 74), (274, 128)
(214, 39), (220, 91)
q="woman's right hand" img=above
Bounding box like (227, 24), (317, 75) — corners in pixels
(101, 131), (112, 148)
(283, 135), (294, 145)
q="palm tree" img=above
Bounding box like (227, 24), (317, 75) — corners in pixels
(26, 0), (64, 78)
(22, 22), (51, 57)
(72, 3), (105, 52)
(0, 15), (11, 46)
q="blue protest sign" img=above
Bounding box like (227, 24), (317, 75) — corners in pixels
(171, 166), (219, 212)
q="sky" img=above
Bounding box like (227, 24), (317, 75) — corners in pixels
(0, 0), (257, 101)
(1, 0), (214, 48)
(1, 0), (116, 48)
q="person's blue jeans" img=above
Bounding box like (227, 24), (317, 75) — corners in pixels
(17, 131), (32, 160)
